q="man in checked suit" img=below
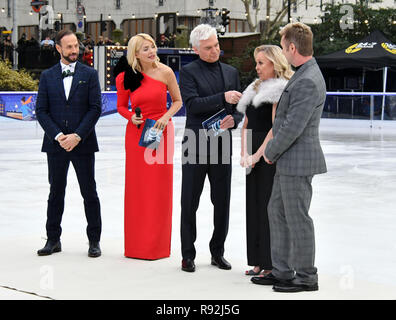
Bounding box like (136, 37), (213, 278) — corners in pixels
(36, 30), (102, 258)
(251, 22), (327, 292)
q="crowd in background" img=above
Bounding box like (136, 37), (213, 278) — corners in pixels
(0, 31), (177, 71)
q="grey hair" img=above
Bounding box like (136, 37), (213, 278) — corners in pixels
(189, 24), (217, 49)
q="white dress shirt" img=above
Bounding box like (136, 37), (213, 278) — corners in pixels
(55, 61), (77, 141)
(61, 61), (76, 100)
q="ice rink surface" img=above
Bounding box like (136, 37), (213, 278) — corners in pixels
(1, 114), (396, 300)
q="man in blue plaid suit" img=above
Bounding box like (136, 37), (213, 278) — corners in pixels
(252, 22), (327, 292)
(36, 30), (102, 258)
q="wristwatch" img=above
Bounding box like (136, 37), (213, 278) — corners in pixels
(74, 133), (82, 141)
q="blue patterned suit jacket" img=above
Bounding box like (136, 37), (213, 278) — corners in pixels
(36, 61), (102, 154)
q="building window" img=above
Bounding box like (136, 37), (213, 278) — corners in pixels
(159, 0), (164, 6)
(253, 0), (258, 9)
(116, 0), (121, 9)
(209, 0), (214, 6)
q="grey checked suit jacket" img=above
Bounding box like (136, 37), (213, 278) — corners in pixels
(265, 58), (327, 176)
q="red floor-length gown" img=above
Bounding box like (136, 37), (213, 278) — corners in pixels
(116, 71), (174, 260)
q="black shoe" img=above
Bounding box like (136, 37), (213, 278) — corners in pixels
(251, 272), (286, 285)
(181, 259), (195, 272)
(273, 282), (319, 293)
(88, 241), (101, 258)
(211, 256), (232, 270)
(37, 240), (61, 256)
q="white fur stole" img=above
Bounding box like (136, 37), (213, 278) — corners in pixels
(237, 78), (288, 113)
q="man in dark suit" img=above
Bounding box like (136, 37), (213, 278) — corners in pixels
(179, 24), (243, 272)
(36, 30), (102, 258)
(252, 22), (327, 292)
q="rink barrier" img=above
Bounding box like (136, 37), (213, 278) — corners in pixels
(1, 91), (396, 123)
(323, 92), (396, 125)
(0, 91), (185, 121)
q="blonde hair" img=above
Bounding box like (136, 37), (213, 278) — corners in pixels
(279, 22), (313, 57)
(253, 45), (294, 91)
(127, 33), (160, 73)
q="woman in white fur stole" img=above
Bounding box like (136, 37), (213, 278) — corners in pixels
(236, 45), (293, 277)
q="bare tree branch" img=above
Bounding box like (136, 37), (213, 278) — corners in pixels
(242, 0), (261, 32)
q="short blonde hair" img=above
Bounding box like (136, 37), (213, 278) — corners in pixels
(279, 22), (313, 56)
(253, 45), (293, 91)
(127, 33), (160, 73)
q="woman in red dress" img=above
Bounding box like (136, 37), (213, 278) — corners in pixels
(115, 34), (182, 260)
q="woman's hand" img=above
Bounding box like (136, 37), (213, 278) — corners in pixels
(240, 153), (260, 168)
(246, 152), (262, 168)
(154, 114), (170, 131)
(131, 112), (144, 127)
(240, 154), (249, 168)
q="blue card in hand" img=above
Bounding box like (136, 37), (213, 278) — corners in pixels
(138, 118), (163, 149)
(202, 108), (228, 138)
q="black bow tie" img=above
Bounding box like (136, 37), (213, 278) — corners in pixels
(62, 69), (74, 79)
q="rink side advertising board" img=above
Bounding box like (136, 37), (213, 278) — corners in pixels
(0, 47), (198, 121)
(0, 92), (119, 121)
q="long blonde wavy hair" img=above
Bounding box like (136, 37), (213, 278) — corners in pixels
(127, 33), (160, 73)
(253, 45), (294, 91)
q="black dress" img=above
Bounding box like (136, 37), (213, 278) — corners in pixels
(245, 102), (276, 270)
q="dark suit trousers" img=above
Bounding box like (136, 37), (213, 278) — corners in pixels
(181, 157), (232, 260)
(46, 152), (101, 242)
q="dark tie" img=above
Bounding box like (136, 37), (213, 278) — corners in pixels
(62, 69), (74, 79)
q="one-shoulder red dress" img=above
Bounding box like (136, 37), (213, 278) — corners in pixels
(116, 71), (174, 260)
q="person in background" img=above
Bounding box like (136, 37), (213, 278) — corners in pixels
(82, 45), (93, 66)
(157, 34), (169, 48)
(97, 36), (105, 46)
(41, 36), (55, 48)
(3, 35), (14, 63)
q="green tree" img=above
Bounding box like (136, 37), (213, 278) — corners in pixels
(112, 29), (124, 44)
(311, 3), (396, 56)
(0, 60), (38, 91)
(228, 1), (396, 88)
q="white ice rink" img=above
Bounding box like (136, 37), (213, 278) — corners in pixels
(1, 114), (396, 300)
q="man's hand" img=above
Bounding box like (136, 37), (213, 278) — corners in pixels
(220, 115), (235, 130)
(58, 134), (80, 152)
(263, 153), (273, 165)
(224, 90), (242, 105)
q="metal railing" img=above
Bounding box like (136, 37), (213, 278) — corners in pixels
(323, 92), (396, 126)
